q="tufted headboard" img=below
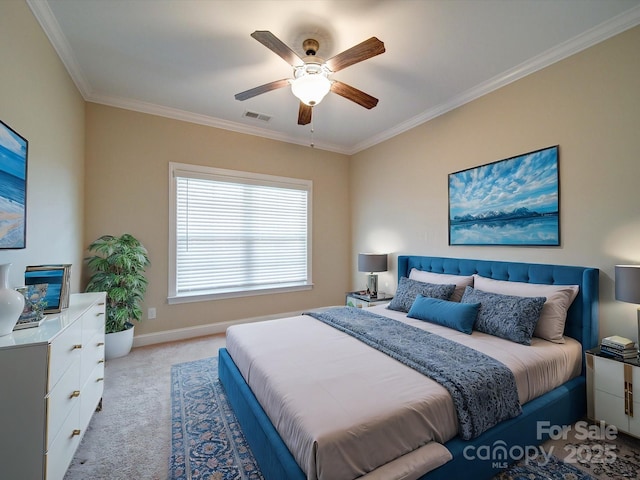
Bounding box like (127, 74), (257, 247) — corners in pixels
(397, 256), (599, 352)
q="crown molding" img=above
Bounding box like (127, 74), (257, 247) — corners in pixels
(26, 0), (93, 98)
(87, 93), (350, 155)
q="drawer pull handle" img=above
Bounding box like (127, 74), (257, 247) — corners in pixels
(96, 312), (105, 316)
(70, 390), (81, 399)
(96, 377), (104, 382)
(97, 342), (105, 347)
(72, 429), (81, 437)
(73, 344), (83, 350)
(98, 359), (105, 364)
(98, 302), (105, 306)
(625, 381), (630, 415)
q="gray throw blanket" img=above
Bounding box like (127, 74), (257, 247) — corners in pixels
(305, 307), (522, 440)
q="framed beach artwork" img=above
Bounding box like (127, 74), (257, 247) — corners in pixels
(448, 145), (560, 246)
(0, 119), (28, 249)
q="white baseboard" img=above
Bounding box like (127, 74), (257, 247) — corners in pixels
(131, 309), (307, 348)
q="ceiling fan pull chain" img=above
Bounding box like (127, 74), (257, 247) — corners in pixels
(310, 116), (315, 148)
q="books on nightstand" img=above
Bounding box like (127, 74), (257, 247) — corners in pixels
(600, 335), (637, 360)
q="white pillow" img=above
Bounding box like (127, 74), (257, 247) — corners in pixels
(409, 269), (474, 302)
(472, 274), (579, 344)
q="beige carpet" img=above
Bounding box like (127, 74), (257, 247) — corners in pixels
(64, 334), (226, 480)
(65, 334), (640, 479)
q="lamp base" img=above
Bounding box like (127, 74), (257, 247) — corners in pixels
(367, 274), (379, 298)
(637, 308), (640, 356)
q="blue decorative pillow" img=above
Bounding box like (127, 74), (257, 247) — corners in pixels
(460, 286), (546, 345)
(407, 295), (480, 334)
(388, 277), (456, 313)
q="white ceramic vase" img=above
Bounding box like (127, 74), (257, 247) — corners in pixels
(0, 263), (25, 336)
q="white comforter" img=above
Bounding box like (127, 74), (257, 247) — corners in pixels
(225, 304), (582, 480)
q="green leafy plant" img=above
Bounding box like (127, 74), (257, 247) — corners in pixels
(85, 233), (151, 334)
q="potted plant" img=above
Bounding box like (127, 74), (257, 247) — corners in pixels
(85, 233), (150, 359)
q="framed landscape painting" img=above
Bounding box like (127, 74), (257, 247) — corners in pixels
(0, 120), (28, 249)
(448, 146), (560, 246)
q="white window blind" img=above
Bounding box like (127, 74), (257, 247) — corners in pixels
(169, 163), (312, 302)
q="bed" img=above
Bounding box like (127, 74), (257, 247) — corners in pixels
(218, 255), (599, 480)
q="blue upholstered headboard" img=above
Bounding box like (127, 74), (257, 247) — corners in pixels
(397, 256), (599, 352)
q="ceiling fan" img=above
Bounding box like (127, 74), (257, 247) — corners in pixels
(235, 31), (385, 125)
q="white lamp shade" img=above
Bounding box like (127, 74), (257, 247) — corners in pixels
(291, 74), (331, 106)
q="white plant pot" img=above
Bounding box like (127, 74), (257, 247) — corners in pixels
(105, 323), (134, 360)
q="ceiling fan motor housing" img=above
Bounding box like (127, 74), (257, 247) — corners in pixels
(302, 38), (320, 56)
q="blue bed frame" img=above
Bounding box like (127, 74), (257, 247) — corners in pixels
(218, 255), (599, 480)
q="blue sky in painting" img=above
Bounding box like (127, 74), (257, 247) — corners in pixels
(0, 122), (27, 180)
(449, 147), (558, 220)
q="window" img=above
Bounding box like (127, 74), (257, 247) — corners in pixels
(169, 163), (312, 304)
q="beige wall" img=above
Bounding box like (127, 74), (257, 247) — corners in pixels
(84, 104), (351, 338)
(351, 26), (640, 341)
(0, 1), (85, 290)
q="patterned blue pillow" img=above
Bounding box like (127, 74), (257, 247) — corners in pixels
(460, 286), (546, 345)
(388, 277), (456, 313)
(407, 295), (480, 334)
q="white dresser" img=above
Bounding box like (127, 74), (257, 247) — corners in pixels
(0, 292), (106, 480)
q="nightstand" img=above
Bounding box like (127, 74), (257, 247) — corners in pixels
(586, 348), (640, 438)
(346, 292), (393, 308)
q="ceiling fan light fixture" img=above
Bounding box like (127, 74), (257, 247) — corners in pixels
(291, 73), (331, 106)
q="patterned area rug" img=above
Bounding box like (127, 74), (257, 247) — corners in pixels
(540, 425), (640, 479)
(169, 357), (637, 480)
(170, 357), (263, 480)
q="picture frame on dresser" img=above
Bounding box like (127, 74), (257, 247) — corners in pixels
(14, 283), (48, 330)
(0, 119), (28, 249)
(25, 264), (71, 313)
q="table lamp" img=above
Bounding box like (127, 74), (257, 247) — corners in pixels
(358, 253), (387, 298)
(615, 264), (640, 354)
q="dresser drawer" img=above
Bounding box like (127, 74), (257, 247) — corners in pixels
(48, 319), (82, 391)
(594, 388), (627, 429)
(593, 356), (624, 396)
(45, 401), (81, 480)
(46, 359), (81, 449)
(81, 362), (105, 428)
(80, 330), (105, 383)
(81, 303), (106, 346)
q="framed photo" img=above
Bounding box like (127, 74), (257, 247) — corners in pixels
(448, 145), (560, 246)
(24, 266), (67, 313)
(14, 284), (49, 329)
(0, 119), (28, 249)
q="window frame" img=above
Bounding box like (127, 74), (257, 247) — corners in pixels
(168, 162), (313, 304)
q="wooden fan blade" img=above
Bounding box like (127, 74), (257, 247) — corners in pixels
(298, 102), (312, 125)
(330, 81), (379, 109)
(251, 31), (304, 67)
(235, 79), (290, 101)
(325, 37), (385, 72)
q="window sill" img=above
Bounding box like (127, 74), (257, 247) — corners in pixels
(168, 283), (313, 305)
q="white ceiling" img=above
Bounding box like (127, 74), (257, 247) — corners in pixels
(28, 0), (640, 155)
